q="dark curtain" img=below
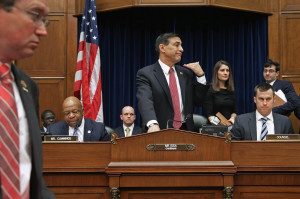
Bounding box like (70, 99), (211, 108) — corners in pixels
(78, 7), (268, 128)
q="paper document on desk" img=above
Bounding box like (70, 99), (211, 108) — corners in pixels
(274, 89), (287, 107)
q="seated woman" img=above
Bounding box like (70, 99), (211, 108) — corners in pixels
(204, 60), (237, 125)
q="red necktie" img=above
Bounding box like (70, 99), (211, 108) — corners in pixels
(0, 64), (21, 199)
(169, 68), (182, 129)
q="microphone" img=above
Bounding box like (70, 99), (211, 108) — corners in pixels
(166, 114), (192, 129)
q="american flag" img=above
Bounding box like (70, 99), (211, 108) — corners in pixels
(74, 0), (103, 122)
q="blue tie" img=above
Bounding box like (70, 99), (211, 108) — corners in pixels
(73, 127), (78, 136)
(260, 117), (268, 141)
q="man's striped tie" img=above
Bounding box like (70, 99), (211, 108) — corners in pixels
(260, 117), (268, 141)
(0, 64), (21, 199)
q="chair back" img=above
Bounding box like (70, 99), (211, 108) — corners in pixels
(193, 114), (208, 132)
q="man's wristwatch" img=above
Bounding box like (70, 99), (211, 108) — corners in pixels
(148, 123), (158, 127)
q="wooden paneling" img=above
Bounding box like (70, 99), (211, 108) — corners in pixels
(17, 15), (66, 77)
(280, 14), (300, 75)
(211, 0), (269, 13)
(280, 0), (300, 11)
(75, 0), (271, 14)
(234, 186), (300, 199)
(35, 78), (65, 122)
(139, 0), (206, 5)
(47, 0), (66, 13)
(66, 14), (78, 96)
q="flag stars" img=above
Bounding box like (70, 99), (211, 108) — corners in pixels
(92, 16), (96, 21)
(93, 36), (97, 40)
(88, 9), (92, 13)
(86, 22), (90, 26)
(90, 29), (93, 32)
(82, 16), (86, 20)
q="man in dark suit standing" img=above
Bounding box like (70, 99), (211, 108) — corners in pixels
(114, 106), (142, 137)
(40, 110), (56, 132)
(263, 59), (300, 116)
(231, 83), (294, 140)
(136, 32), (208, 132)
(0, 0), (55, 198)
(47, 96), (110, 142)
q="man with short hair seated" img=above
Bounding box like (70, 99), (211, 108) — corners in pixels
(231, 83), (294, 140)
(47, 96), (110, 141)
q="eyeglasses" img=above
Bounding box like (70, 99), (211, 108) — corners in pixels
(14, 6), (50, 28)
(263, 69), (276, 73)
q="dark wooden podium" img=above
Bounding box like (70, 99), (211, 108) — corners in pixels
(43, 129), (300, 199)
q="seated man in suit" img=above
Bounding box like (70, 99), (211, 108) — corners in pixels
(40, 109), (56, 132)
(231, 83), (294, 140)
(47, 96), (110, 141)
(263, 59), (300, 116)
(114, 106), (143, 137)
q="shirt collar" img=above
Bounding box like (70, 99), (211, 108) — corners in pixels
(268, 79), (277, 86)
(159, 59), (174, 75)
(256, 110), (273, 122)
(123, 123), (134, 131)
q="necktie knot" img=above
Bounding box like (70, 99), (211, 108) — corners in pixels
(0, 64), (12, 81)
(261, 117), (268, 123)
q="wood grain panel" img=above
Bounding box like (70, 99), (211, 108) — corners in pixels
(211, 0), (269, 13)
(76, 0), (134, 14)
(16, 15), (66, 77)
(234, 186), (300, 199)
(124, 189), (223, 199)
(139, 0), (206, 5)
(268, 12), (280, 60)
(280, 14), (300, 74)
(49, 187), (110, 199)
(280, 0), (300, 11)
(34, 78), (65, 122)
(47, 0), (66, 13)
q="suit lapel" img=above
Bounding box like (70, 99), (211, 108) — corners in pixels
(83, 119), (91, 141)
(272, 79), (279, 91)
(120, 127), (125, 137)
(11, 64), (39, 142)
(249, 112), (257, 140)
(153, 62), (173, 107)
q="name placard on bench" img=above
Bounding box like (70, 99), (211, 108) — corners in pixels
(266, 134), (300, 141)
(44, 135), (78, 142)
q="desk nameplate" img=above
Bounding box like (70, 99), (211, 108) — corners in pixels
(44, 135), (78, 142)
(146, 144), (195, 151)
(266, 134), (300, 141)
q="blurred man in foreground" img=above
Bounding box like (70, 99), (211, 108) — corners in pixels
(0, 0), (55, 198)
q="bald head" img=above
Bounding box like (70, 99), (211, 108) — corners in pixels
(63, 96), (84, 127)
(120, 106), (136, 127)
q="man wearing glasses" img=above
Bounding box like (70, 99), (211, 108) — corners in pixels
(263, 59), (300, 116)
(0, 0), (55, 198)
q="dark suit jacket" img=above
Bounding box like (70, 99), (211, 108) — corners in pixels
(272, 79), (300, 115)
(136, 62), (208, 131)
(114, 125), (143, 138)
(0, 65), (55, 199)
(294, 95), (300, 120)
(231, 112), (294, 140)
(47, 118), (110, 141)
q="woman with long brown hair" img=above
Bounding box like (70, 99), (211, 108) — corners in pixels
(204, 60), (237, 125)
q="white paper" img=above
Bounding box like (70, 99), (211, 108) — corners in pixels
(275, 89), (287, 102)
